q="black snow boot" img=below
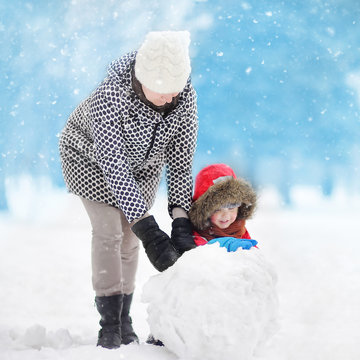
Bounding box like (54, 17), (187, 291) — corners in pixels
(95, 294), (123, 349)
(121, 293), (139, 345)
(146, 334), (164, 346)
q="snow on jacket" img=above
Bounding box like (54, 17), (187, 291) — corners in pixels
(59, 51), (198, 222)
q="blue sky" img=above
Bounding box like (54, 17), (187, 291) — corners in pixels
(1, 0), (360, 209)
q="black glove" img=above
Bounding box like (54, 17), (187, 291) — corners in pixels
(131, 215), (179, 272)
(171, 218), (196, 255)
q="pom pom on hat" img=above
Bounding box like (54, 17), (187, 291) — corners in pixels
(135, 31), (191, 94)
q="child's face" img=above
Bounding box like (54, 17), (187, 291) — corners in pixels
(210, 207), (238, 229)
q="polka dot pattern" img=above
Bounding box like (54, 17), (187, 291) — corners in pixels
(59, 52), (198, 223)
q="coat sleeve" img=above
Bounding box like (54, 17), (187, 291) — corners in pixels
(89, 88), (148, 223)
(193, 231), (208, 246)
(242, 228), (251, 239)
(165, 85), (198, 216)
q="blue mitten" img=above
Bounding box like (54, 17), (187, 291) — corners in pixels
(208, 237), (258, 252)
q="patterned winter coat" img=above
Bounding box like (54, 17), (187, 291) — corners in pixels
(59, 52), (198, 223)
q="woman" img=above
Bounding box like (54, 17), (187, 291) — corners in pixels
(59, 31), (198, 349)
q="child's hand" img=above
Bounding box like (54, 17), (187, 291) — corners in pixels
(208, 237), (258, 252)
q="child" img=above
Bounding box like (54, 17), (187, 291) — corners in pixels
(188, 163), (258, 251)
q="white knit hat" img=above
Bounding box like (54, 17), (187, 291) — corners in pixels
(135, 31), (191, 94)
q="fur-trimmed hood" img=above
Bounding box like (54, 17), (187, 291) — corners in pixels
(188, 164), (257, 231)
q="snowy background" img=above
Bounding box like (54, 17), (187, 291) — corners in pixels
(2, 0), (360, 207)
(1, 0), (360, 359)
(1, 188), (360, 359)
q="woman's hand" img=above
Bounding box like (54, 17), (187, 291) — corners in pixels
(170, 217), (196, 255)
(131, 215), (179, 271)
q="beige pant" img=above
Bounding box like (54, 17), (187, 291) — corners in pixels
(80, 197), (140, 296)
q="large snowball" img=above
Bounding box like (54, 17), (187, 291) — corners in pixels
(142, 244), (279, 360)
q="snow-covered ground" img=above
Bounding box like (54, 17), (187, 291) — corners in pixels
(1, 178), (360, 360)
